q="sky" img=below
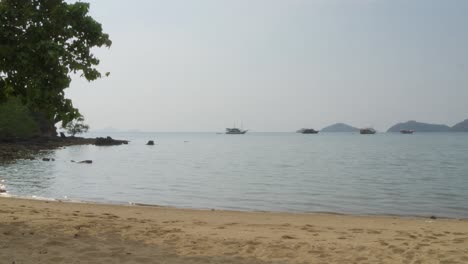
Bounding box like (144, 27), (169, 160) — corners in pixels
(66, 0), (468, 132)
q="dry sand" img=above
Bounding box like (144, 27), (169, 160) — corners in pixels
(0, 197), (467, 264)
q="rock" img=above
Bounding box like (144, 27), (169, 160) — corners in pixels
(71, 160), (93, 164)
(42, 158), (50, 161)
(146, 140), (155, 145)
(60, 132), (66, 138)
(95, 136), (129, 146)
(430, 215), (437, 220)
(0, 189), (6, 193)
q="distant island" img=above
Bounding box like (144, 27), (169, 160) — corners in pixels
(451, 119), (468, 132)
(321, 123), (360, 132)
(90, 128), (142, 133)
(387, 121), (451, 132)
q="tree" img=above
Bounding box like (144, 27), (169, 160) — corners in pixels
(0, 97), (39, 139)
(64, 116), (89, 137)
(0, 0), (111, 137)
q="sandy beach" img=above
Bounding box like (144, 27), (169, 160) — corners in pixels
(0, 197), (467, 264)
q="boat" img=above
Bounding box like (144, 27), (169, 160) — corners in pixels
(360, 128), (376, 134)
(297, 128), (319, 134)
(225, 128), (247, 134)
(400, 130), (414, 134)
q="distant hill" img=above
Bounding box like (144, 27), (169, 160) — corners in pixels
(451, 119), (468, 132)
(387, 121), (451, 132)
(321, 123), (360, 132)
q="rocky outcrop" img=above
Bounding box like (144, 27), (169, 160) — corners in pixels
(95, 137), (129, 146)
(1, 136), (128, 162)
(146, 140), (155, 145)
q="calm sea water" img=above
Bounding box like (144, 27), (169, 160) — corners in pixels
(1, 132), (468, 218)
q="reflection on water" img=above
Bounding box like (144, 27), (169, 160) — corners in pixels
(1, 132), (468, 218)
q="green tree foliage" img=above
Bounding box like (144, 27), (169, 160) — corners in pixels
(0, 97), (39, 138)
(64, 116), (89, 137)
(0, 0), (111, 133)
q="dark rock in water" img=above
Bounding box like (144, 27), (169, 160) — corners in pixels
(430, 215), (437, 220)
(95, 136), (129, 146)
(146, 140), (155, 145)
(71, 160), (93, 164)
(42, 158), (50, 161)
(60, 132), (66, 138)
(0, 189), (6, 193)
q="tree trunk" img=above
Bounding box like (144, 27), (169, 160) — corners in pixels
(32, 112), (57, 138)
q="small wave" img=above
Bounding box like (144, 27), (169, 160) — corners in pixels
(30, 195), (58, 201)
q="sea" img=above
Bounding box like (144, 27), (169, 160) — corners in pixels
(1, 132), (468, 218)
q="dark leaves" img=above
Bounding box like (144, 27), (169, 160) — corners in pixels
(0, 0), (111, 124)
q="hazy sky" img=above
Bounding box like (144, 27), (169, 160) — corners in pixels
(66, 0), (468, 132)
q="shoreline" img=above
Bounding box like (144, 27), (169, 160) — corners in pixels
(2, 193), (464, 221)
(1, 196), (467, 263)
(0, 136), (128, 162)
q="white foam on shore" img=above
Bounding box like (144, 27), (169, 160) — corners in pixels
(0, 181), (10, 197)
(1, 193), (59, 201)
(0, 183), (6, 196)
(30, 195), (59, 201)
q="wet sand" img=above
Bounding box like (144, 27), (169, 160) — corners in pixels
(0, 197), (467, 264)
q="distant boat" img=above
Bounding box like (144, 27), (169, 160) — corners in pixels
(400, 129), (414, 134)
(226, 128), (247, 134)
(297, 128), (319, 134)
(360, 128), (376, 134)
